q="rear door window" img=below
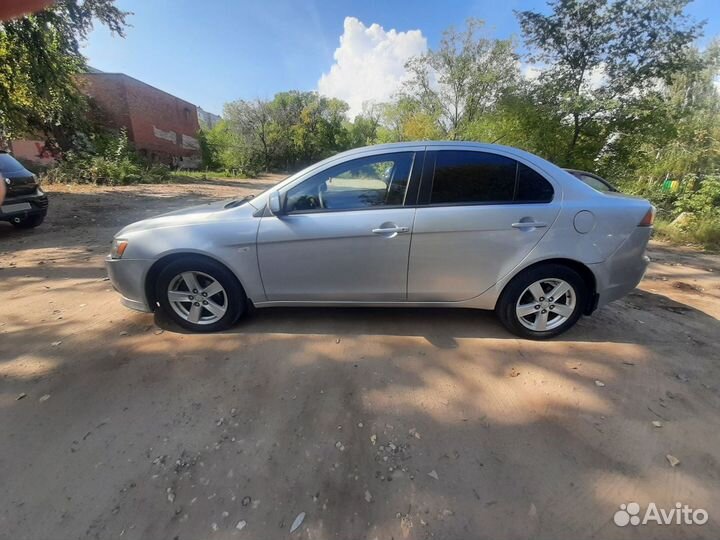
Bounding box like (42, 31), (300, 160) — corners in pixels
(516, 163), (554, 202)
(430, 151), (516, 204)
(429, 150), (553, 205)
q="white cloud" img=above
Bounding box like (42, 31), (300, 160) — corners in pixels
(586, 64), (608, 90)
(318, 17), (427, 119)
(521, 63), (543, 81)
(521, 62), (607, 91)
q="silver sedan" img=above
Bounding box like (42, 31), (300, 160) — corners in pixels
(106, 142), (654, 339)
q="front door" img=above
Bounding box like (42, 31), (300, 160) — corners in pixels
(257, 151), (419, 302)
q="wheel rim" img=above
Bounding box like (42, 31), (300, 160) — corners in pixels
(516, 278), (576, 332)
(167, 271), (228, 325)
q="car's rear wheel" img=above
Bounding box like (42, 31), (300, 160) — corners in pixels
(11, 213), (45, 229)
(496, 264), (587, 340)
(156, 256), (245, 332)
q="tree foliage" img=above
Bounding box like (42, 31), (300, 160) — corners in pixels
(516, 0), (704, 165)
(402, 18), (519, 139)
(0, 0), (128, 144)
(202, 91), (351, 175)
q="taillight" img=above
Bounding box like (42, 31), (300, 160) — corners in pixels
(638, 207), (655, 227)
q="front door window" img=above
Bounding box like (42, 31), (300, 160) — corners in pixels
(285, 152), (415, 213)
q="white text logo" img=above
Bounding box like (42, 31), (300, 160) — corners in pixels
(614, 502), (708, 527)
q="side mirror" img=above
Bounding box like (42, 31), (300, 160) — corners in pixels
(268, 191), (284, 216)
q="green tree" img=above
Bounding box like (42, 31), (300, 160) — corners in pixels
(0, 0), (129, 146)
(403, 18), (519, 139)
(267, 91), (308, 168)
(217, 91), (353, 173)
(596, 42), (720, 206)
(375, 98), (444, 142)
(223, 99), (273, 170)
(347, 104), (382, 147)
(516, 0), (704, 166)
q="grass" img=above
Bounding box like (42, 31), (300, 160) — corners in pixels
(654, 218), (720, 251)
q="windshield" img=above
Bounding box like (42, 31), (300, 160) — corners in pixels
(0, 153), (26, 175)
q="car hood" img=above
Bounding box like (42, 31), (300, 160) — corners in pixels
(115, 199), (256, 237)
(159, 199), (237, 217)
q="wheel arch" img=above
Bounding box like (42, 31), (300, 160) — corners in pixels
(496, 258), (598, 315)
(144, 252), (248, 312)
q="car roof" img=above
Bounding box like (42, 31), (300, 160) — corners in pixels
(336, 140), (530, 154)
(328, 141), (563, 171)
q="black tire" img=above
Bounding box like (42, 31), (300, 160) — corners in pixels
(11, 213), (45, 229)
(156, 256), (246, 333)
(496, 263), (588, 340)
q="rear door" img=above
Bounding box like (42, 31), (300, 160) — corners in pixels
(408, 149), (561, 301)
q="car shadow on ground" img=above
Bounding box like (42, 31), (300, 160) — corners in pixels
(151, 288), (720, 349)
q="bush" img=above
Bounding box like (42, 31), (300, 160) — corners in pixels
(674, 175), (720, 219)
(622, 174), (719, 250)
(655, 217), (720, 250)
(42, 130), (171, 185)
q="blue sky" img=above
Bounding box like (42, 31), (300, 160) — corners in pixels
(83, 0), (720, 117)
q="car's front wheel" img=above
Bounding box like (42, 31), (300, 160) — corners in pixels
(156, 256), (246, 332)
(496, 264), (588, 340)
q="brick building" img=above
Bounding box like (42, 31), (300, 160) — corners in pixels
(77, 72), (201, 167)
(197, 106), (221, 129)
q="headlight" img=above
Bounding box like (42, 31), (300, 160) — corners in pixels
(110, 239), (129, 259)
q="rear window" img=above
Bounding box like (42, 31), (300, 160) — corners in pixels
(0, 153), (26, 175)
(577, 173), (614, 192)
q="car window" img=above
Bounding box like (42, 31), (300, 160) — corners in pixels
(285, 152), (414, 213)
(577, 173), (613, 192)
(516, 163), (554, 202)
(0, 153), (26, 175)
(430, 151), (516, 204)
(430, 150), (553, 204)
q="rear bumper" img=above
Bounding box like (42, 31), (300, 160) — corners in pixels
(105, 256), (154, 313)
(592, 227), (652, 309)
(0, 191), (48, 221)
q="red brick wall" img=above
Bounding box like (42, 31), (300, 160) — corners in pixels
(77, 74), (134, 138)
(77, 73), (200, 164)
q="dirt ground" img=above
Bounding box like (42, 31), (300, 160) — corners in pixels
(1, 176), (720, 540)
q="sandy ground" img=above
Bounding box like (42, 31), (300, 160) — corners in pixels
(1, 176), (720, 540)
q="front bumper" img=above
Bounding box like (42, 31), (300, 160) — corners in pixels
(591, 227), (652, 309)
(0, 191), (48, 221)
(105, 256), (154, 313)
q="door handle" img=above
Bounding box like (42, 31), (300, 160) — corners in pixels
(372, 226), (409, 234)
(512, 221), (547, 229)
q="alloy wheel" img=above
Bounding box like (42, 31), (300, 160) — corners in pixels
(515, 278), (576, 332)
(167, 271), (228, 325)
